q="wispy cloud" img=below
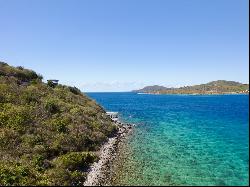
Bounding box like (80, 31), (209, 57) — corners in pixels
(78, 81), (146, 92)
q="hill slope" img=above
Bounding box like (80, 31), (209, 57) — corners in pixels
(133, 80), (249, 94)
(0, 62), (117, 185)
(132, 85), (168, 93)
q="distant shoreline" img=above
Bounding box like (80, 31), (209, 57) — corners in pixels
(136, 92), (249, 95)
(133, 80), (249, 95)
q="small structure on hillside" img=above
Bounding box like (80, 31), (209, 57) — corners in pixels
(47, 79), (59, 86)
(106, 112), (119, 122)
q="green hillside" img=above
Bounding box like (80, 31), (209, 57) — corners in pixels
(134, 80), (249, 94)
(0, 62), (117, 185)
(132, 85), (168, 93)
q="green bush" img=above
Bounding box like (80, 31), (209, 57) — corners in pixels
(70, 170), (87, 186)
(53, 152), (98, 171)
(0, 104), (31, 132)
(42, 167), (71, 186)
(69, 106), (83, 115)
(0, 128), (20, 150)
(30, 78), (41, 85)
(21, 134), (43, 147)
(0, 162), (32, 186)
(17, 66), (24, 70)
(68, 86), (82, 95)
(44, 99), (60, 114)
(0, 61), (8, 66)
(32, 154), (47, 171)
(0, 84), (9, 103)
(21, 90), (39, 104)
(50, 117), (70, 133)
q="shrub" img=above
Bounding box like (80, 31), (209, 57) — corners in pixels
(37, 74), (43, 80)
(0, 128), (20, 150)
(51, 117), (70, 133)
(17, 66), (24, 70)
(14, 69), (38, 82)
(0, 84), (9, 103)
(53, 152), (98, 171)
(0, 104), (31, 132)
(0, 111), (8, 127)
(21, 134), (42, 147)
(69, 106), (83, 115)
(42, 167), (71, 186)
(68, 86), (82, 95)
(70, 170), (87, 186)
(30, 79), (40, 85)
(44, 99), (60, 114)
(90, 121), (101, 130)
(21, 90), (39, 104)
(0, 162), (33, 186)
(24, 70), (39, 80)
(32, 154), (46, 171)
(0, 61), (8, 66)
(0, 95), (5, 103)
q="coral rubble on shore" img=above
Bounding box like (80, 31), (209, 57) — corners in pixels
(84, 122), (133, 186)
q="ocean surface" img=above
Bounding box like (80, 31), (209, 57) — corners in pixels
(87, 92), (249, 186)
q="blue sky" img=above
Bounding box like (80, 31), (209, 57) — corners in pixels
(0, 0), (249, 92)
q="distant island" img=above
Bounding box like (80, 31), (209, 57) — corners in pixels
(133, 80), (249, 95)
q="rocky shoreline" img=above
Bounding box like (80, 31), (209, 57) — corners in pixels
(84, 121), (133, 186)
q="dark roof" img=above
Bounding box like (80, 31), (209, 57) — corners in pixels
(47, 79), (59, 82)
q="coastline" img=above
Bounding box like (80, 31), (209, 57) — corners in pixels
(136, 92), (249, 95)
(84, 120), (133, 186)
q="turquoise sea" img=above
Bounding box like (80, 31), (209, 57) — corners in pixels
(87, 93), (249, 186)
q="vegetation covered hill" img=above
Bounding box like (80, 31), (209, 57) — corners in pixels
(0, 62), (117, 185)
(133, 80), (249, 94)
(132, 85), (168, 93)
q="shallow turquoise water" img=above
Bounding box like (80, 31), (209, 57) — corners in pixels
(87, 93), (249, 186)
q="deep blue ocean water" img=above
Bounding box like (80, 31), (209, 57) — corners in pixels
(87, 92), (249, 186)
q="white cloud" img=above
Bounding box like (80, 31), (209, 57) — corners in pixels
(79, 81), (149, 92)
